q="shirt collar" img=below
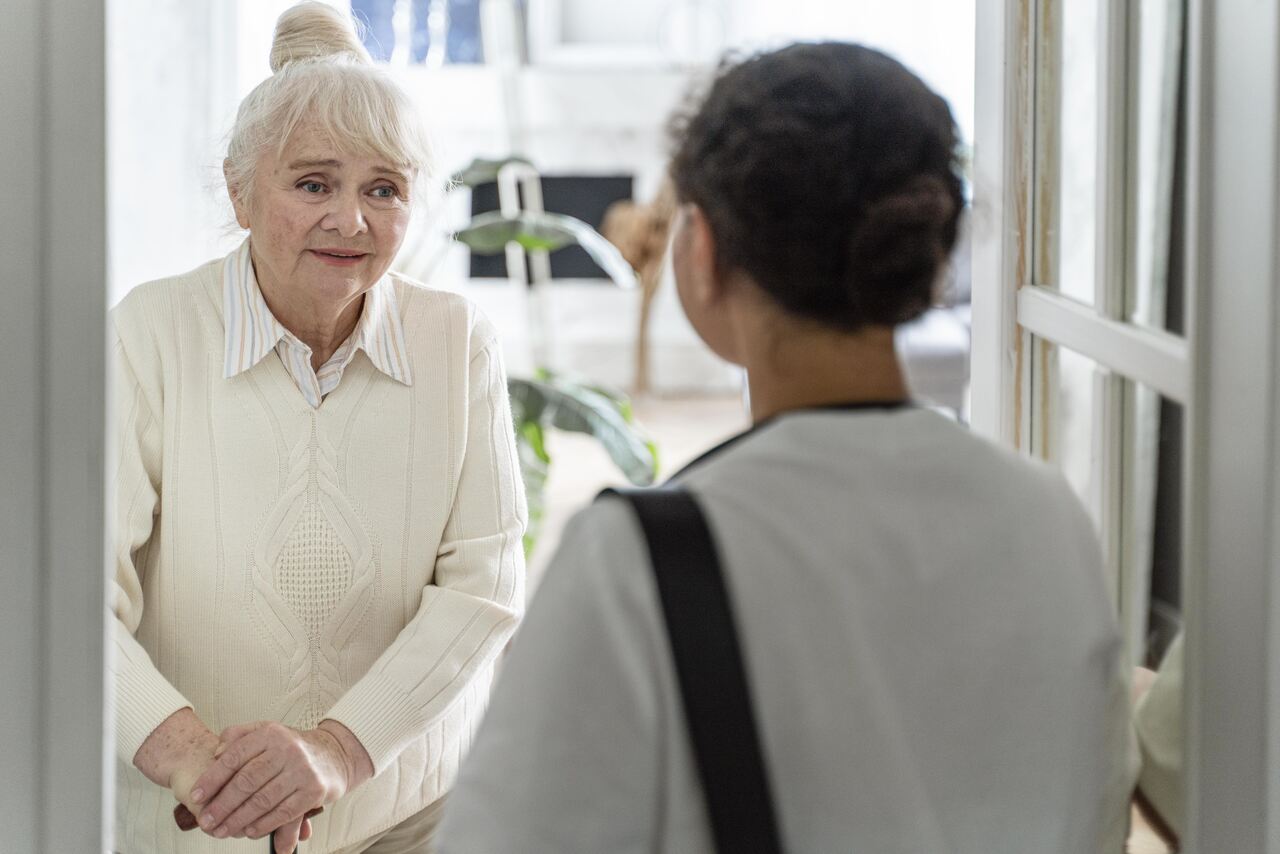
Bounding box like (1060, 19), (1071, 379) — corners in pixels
(347, 266), (414, 387)
(222, 238), (413, 387)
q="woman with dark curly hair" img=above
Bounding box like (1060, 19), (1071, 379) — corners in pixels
(439, 43), (1131, 854)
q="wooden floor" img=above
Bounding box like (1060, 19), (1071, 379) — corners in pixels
(1128, 806), (1176, 853)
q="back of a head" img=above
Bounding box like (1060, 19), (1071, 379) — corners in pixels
(225, 1), (433, 211)
(669, 43), (964, 331)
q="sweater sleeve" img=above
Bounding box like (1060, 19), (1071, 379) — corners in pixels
(109, 328), (194, 763)
(324, 336), (527, 773)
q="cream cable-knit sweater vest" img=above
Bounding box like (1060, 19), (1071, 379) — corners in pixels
(109, 256), (527, 853)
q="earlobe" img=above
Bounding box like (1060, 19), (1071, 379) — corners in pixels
(228, 190), (251, 231)
(674, 203), (742, 366)
(230, 199), (250, 231)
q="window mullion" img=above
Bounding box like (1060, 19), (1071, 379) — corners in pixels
(1025, 0), (1057, 460)
(1015, 285), (1190, 402)
(1099, 0), (1155, 664)
(1092, 369), (1126, 610)
(1096, 0), (1129, 317)
(970, 0), (1036, 446)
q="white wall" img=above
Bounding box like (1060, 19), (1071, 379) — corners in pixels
(727, 0), (976, 144)
(108, 0), (975, 392)
(107, 1), (244, 305)
(110, 0), (979, 278)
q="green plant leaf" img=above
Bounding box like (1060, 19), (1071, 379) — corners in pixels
(509, 376), (549, 426)
(507, 375), (658, 558)
(515, 418), (550, 558)
(535, 368), (636, 422)
(512, 373), (655, 486)
(451, 155), (534, 188)
(455, 211), (639, 289)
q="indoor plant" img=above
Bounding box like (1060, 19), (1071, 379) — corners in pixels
(422, 157), (660, 555)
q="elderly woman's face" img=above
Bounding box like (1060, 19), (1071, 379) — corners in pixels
(233, 123), (412, 307)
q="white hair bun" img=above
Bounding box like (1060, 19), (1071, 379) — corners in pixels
(270, 1), (371, 72)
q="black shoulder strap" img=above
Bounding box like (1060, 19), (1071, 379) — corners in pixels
(602, 487), (784, 854)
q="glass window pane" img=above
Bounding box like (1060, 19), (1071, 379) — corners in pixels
(1037, 341), (1102, 526)
(1128, 0), (1187, 335)
(1126, 383), (1183, 666)
(1037, 339), (1185, 662)
(1035, 0), (1100, 304)
(1037, 340), (1186, 843)
(1127, 380), (1184, 848)
(353, 0), (486, 65)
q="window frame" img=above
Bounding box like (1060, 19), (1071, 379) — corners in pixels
(974, 0), (1280, 848)
(975, 0), (1190, 655)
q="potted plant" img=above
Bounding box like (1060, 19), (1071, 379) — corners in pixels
(404, 156), (660, 555)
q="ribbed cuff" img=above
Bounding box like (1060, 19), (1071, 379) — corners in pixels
(112, 658), (194, 762)
(324, 670), (430, 775)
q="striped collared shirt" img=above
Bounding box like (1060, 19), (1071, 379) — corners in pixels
(222, 238), (413, 407)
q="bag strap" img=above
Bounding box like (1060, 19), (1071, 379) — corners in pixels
(602, 487), (784, 854)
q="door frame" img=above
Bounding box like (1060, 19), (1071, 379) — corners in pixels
(0, 0), (109, 849)
(973, 0), (1280, 849)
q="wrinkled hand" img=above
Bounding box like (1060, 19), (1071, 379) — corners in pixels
(174, 803), (319, 852)
(164, 728), (220, 822)
(188, 720), (369, 843)
(264, 812), (314, 854)
(132, 708), (220, 822)
(132, 709), (317, 850)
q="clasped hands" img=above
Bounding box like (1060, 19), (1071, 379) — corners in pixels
(141, 709), (373, 853)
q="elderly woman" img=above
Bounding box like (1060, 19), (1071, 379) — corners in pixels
(110, 4), (525, 852)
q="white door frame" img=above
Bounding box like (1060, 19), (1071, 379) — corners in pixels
(975, 0), (1280, 848)
(970, 0), (1031, 448)
(0, 0), (109, 849)
(1183, 0), (1280, 849)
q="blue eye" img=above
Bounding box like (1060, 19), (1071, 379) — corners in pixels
(371, 186), (396, 199)
(300, 181), (325, 194)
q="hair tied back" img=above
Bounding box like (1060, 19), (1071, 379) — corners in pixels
(270, 1), (372, 72)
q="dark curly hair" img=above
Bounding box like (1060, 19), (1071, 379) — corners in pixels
(668, 42), (964, 331)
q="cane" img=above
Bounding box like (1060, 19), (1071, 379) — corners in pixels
(173, 803), (324, 852)
(267, 807), (323, 853)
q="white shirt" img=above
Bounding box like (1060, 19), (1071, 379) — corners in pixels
(222, 237), (413, 408)
(439, 406), (1133, 853)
